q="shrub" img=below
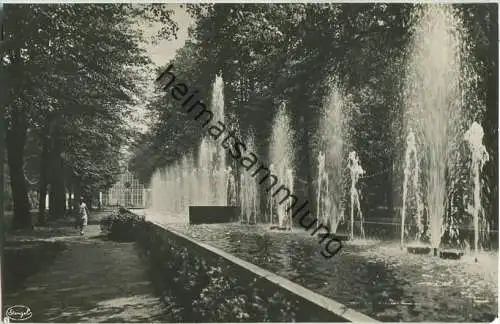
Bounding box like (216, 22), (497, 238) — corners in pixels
(100, 208), (145, 242)
(135, 223), (327, 322)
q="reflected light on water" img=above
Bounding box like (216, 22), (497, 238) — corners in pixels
(150, 220), (497, 322)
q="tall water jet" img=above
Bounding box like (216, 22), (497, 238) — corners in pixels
(403, 5), (473, 252)
(190, 163), (199, 207)
(226, 166), (237, 206)
(197, 138), (214, 206)
(267, 164), (276, 224)
(240, 133), (259, 223)
(174, 167), (181, 213)
(269, 102), (295, 229)
(240, 171), (259, 224)
(401, 129), (424, 247)
(149, 75), (228, 221)
(464, 122), (489, 256)
(212, 75), (227, 206)
(283, 167), (294, 230)
(316, 82), (350, 233)
(348, 151), (365, 239)
(190, 75), (228, 207)
(316, 151), (329, 229)
(240, 171), (249, 223)
(226, 111), (241, 207)
(180, 154), (192, 210)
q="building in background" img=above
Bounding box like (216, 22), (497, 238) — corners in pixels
(104, 170), (150, 208)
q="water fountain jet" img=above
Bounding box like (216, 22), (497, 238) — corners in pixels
(402, 5), (473, 254)
(316, 151), (329, 228)
(401, 129), (425, 249)
(269, 102), (295, 231)
(464, 121), (489, 259)
(348, 151), (365, 239)
(236, 131), (259, 224)
(149, 76), (230, 222)
(316, 82), (350, 235)
(226, 166), (237, 206)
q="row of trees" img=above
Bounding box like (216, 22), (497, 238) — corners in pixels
(2, 4), (178, 229)
(131, 4), (497, 237)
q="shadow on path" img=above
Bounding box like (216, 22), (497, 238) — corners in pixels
(3, 212), (172, 323)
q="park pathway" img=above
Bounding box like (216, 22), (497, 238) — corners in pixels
(3, 211), (173, 323)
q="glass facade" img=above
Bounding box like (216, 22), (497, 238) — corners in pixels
(104, 171), (149, 208)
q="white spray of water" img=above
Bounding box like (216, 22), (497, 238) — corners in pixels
(226, 166), (237, 206)
(316, 151), (330, 230)
(240, 133), (259, 223)
(149, 76), (228, 220)
(267, 163), (276, 224)
(401, 129), (424, 246)
(348, 151), (365, 239)
(269, 102), (295, 229)
(212, 75), (227, 206)
(317, 83), (350, 233)
(403, 5), (468, 250)
(283, 167), (294, 230)
(464, 122), (489, 254)
(197, 138), (216, 205)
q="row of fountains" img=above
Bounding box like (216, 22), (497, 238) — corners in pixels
(149, 5), (491, 255)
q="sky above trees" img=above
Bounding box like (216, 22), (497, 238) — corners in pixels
(130, 4), (193, 134)
(143, 5), (193, 67)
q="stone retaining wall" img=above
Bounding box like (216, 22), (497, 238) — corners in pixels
(133, 213), (377, 322)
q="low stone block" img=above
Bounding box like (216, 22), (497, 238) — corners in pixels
(269, 225), (292, 231)
(189, 206), (240, 225)
(439, 250), (464, 260)
(317, 233), (351, 241)
(407, 246), (432, 255)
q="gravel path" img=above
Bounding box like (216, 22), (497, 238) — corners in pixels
(3, 211), (172, 323)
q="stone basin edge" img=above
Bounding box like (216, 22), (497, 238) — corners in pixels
(129, 210), (379, 323)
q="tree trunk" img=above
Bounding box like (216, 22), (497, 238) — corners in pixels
(74, 180), (81, 210)
(86, 194), (93, 210)
(6, 108), (31, 229)
(38, 181), (48, 224)
(49, 138), (66, 218)
(37, 131), (50, 224)
(387, 162), (394, 218)
(66, 177), (73, 212)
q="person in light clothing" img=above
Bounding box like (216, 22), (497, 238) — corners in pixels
(79, 198), (89, 235)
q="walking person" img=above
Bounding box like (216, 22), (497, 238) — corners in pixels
(79, 197), (89, 235)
